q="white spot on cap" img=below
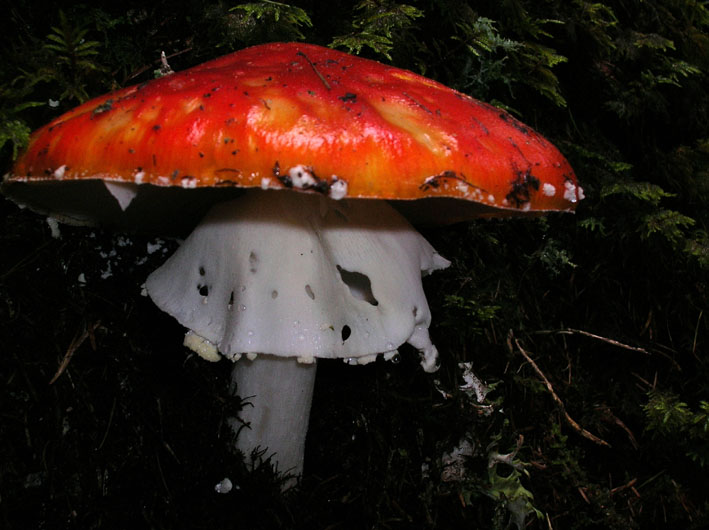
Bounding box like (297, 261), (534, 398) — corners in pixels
(260, 177), (271, 189)
(329, 177), (348, 200)
(181, 176), (197, 188)
(53, 165), (67, 179)
(542, 183), (556, 197)
(577, 186), (585, 200)
(564, 181), (580, 203)
(423, 176), (436, 187)
(288, 165), (317, 189)
(134, 171), (145, 184)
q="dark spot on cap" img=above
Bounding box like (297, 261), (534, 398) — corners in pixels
(419, 170), (476, 193)
(92, 99), (114, 116)
(498, 112), (530, 135)
(506, 170), (540, 207)
(273, 161), (291, 187)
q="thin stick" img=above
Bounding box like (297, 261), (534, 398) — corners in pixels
(122, 48), (192, 83)
(610, 477), (638, 495)
(692, 310), (703, 359)
(49, 321), (100, 385)
(541, 328), (650, 354)
(97, 396), (117, 450)
(297, 51), (331, 90)
(565, 328), (650, 354)
(510, 331), (611, 448)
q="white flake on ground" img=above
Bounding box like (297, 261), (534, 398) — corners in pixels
(214, 477), (233, 494)
(458, 362), (489, 403)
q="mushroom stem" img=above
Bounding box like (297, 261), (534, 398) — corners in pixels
(228, 355), (317, 486)
(144, 189), (449, 485)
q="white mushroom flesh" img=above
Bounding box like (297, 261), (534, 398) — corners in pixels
(145, 189), (449, 371)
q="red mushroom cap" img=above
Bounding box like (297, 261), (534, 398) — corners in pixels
(5, 42), (581, 221)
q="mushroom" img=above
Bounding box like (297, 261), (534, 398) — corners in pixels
(2, 42), (582, 484)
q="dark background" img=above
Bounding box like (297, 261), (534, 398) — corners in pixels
(1, 1), (707, 528)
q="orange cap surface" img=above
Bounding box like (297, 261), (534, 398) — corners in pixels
(7, 42), (581, 214)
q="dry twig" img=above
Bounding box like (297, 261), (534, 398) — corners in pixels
(598, 404), (638, 449)
(610, 477), (638, 495)
(540, 327), (650, 354)
(509, 330), (611, 448)
(565, 328), (650, 354)
(49, 321), (101, 385)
